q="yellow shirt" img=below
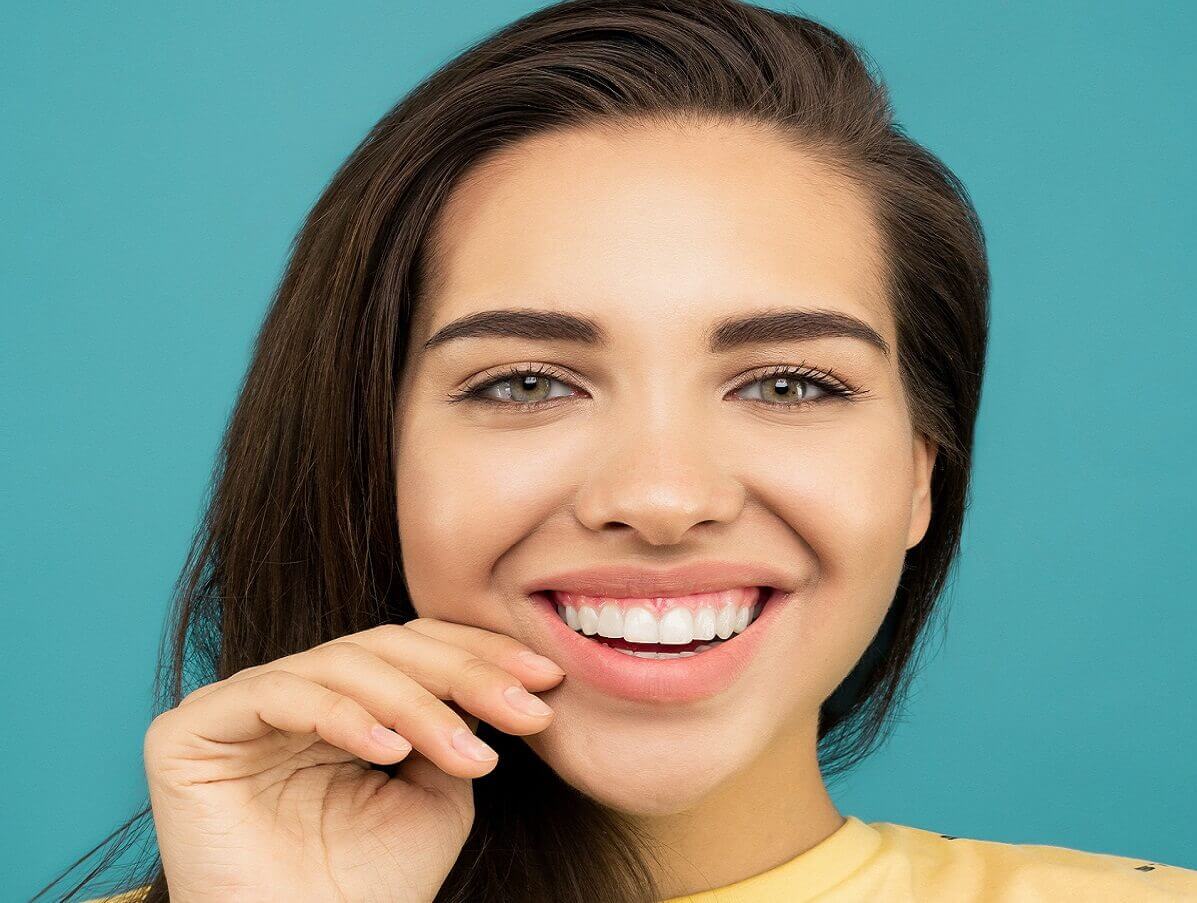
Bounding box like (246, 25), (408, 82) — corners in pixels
(84, 815), (1197, 902)
(662, 815), (1197, 902)
(83, 891), (149, 903)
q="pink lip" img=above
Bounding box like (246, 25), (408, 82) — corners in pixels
(528, 585), (792, 704)
(524, 560), (801, 599)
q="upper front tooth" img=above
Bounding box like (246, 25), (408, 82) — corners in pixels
(623, 607), (659, 643)
(658, 607), (695, 644)
(563, 605), (581, 630)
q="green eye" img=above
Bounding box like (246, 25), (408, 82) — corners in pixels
(733, 372), (831, 405)
(472, 372), (574, 404)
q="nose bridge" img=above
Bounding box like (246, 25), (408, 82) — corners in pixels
(573, 390), (745, 545)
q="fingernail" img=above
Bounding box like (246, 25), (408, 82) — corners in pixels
(503, 684), (553, 717)
(452, 727), (498, 761)
(518, 651), (565, 676)
(371, 723), (412, 752)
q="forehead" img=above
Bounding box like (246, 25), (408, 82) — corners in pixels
(413, 119), (892, 349)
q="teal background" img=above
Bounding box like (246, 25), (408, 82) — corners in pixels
(4, 1), (1194, 897)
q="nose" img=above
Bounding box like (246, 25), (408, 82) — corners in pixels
(572, 402), (746, 545)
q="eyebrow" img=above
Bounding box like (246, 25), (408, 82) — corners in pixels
(422, 305), (890, 357)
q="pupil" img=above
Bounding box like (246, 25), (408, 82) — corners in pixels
(769, 378), (800, 401)
(514, 375), (548, 402)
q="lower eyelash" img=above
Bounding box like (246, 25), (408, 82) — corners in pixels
(449, 363), (864, 409)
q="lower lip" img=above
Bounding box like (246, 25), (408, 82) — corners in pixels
(528, 587), (791, 704)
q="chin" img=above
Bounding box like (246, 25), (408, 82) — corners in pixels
(520, 696), (760, 817)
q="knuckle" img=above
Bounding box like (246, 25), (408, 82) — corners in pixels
(179, 686), (209, 707)
(316, 691), (358, 724)
(403, 689), (452, 723)
(455, 655), (502, 689)
(319, 641), (371, 666)
(178, 675), (229, 706)
(256, 669), (299, 695)
(145, 710), (174, 741)
(144, 710), (180, 754)
(212, 664), (264, 691)
(372, 622), (411, 640)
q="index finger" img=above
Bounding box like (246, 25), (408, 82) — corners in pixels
(350, 619), (566, 689)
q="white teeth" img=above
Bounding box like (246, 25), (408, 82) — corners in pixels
(715, 604), (735, 639)
(609, 642), (720, 659)
(597, 603), (623, 638)
(658, 607), (694, 644)
(692, 606), (716, 641)
(622, 606), (659, 643)
(553, 592), (762, 643)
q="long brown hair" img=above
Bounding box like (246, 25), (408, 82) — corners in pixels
(39, 1), (988, 900)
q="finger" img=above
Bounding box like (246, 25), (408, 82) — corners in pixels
(149, 670), (415, 778)
(326, 626), (561, 727)
(268, 640), (543, 776)
(444, 699), (480, 730)
(180, 619), (565, 708)
(184, 629), (556, 741)
(352, 620), (567, 692)
(180, 640), (541, 778)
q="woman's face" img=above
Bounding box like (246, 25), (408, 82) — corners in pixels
(394, 120), (935, 816)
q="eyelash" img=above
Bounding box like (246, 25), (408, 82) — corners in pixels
(446, 361), (866, 412)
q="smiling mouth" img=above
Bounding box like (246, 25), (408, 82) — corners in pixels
(537, 586), (770, 658)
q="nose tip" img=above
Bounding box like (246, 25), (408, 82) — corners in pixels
(574, 464), (745, 545)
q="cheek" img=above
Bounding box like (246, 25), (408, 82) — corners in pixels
(746, 414), (915, 698)
(755, 412), (914, 583)
(393, 412), (585, 621)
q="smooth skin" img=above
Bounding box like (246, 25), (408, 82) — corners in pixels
(145, 118), (936, 901)
(394, 120), (935, 898)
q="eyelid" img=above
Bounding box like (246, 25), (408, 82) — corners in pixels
(726, 362), (861, 398)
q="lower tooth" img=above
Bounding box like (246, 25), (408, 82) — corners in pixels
(608, 641), (721, 658)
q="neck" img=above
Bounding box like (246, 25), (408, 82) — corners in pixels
(634, 712), (844, 900)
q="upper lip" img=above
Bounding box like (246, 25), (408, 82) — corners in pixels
(525, 560), (800, 599)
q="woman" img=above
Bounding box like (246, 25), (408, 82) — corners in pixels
(48, 1), (1195, 900)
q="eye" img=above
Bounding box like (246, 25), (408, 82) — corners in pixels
(450, 363), (580, 408)
(730, 366), (855, 408)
